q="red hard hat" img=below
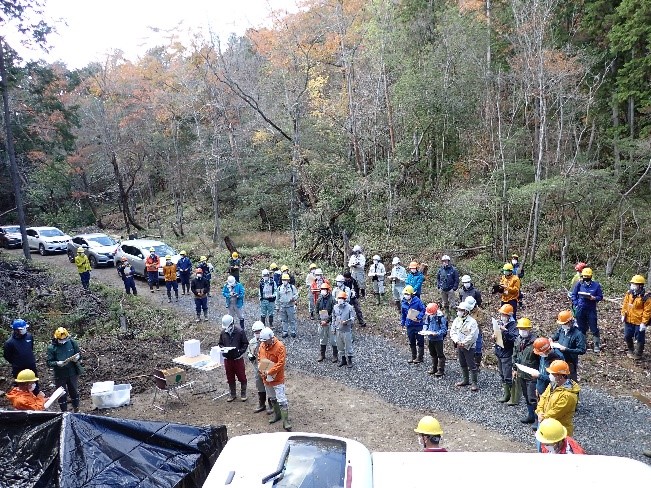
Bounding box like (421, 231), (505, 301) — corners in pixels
(426, 303), (439, 315)
(574, 262), (587, 272)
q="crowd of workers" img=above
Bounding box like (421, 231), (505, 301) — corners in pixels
(4, 245), (650, 455)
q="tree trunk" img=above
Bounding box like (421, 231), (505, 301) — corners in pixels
(110, 152), (144, 232)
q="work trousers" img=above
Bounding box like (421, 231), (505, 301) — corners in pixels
(319, 323), (335, 346)
(123, 277), (137, 295)
(520, 377), (537, 405)
(439, 289), (456, 309)
(79, 271), (90, 290)
(166, 280), (178, 297)
(372, 279), (385, 294)
(55, 375), (79, 410)
(575, 307), (599, 337)
(228, 302), (245, 320)
(252, 362), (265, 393)
(624, 322), (646, 345)
(497, 355), (514, 385)
(427, 340), (445, 362)
(392, 282), (405, 302)
(278, 305), (297, 335)
(336, 330), (353, 358)
(407, 326), (424, 349)
(179, 273), (191, 292)
(194, 297), (208, 315)
(457, 346), (477, 371)
(307, 290), (315, 314)
(224, 358), (247, 384)
(147, 271), (159, 290)
(352, 270), (366, 291)
(260, 299), (275, 319)
(351, 298), (365, 325)
(265, 383), (288, 407)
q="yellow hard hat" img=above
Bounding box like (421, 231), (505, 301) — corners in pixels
(54, 327), (69, 340)
(200, 255), (207, 261)
(77, 247), (84, 253)
(149, 248), (155, 252)
(270, 263), (279, 270)
(232, 252), (238, 258)
(309, 263), (317, 269)
(281, 265), (289, 272)
(165, 255), (172, 260)
(180, 250), (186, 256)
(630, 274), (645, 285)
(535, 418), (567, 444)
(281, 273), (290, 280)
(503, 263), (514, 271)
(403, 285), (415, 295)
(581, 267), (593, 278)
(516, 317), (532, 329)
(414, 416), (443, 436)
(16, 369), (38, 383)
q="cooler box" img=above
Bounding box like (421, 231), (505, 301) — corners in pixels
(91, 382), (131, 409)
(184, 339), (201, 357)
(154, 367), (187, 389)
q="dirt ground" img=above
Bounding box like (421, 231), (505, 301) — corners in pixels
(1, 249), (529, 453)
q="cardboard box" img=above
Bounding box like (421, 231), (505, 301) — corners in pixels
(258, 358), (276, 373)
(154, 367), (187, 389)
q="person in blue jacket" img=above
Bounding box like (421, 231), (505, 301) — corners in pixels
(401, 285), (426, 364)
(3, 318), (40, 394)
(494, 303), (519, 403)
(223, 275), (246, 329)
(406, 262), (425, 297)
(177, 250), (193, 295)
(436, 255), (459, 315)
(570, 267), (603, 352)
(423, 303), (448, 376)
(551, 310), (586, 381)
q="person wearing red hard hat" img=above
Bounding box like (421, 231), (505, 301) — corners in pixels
(535, 359), (580, 439)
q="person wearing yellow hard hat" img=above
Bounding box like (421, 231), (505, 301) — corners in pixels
(494, 262), (521, 320)
(197, 255), (214, 295)
(414, 416), (447, 452)
(536, 418), (585, 454)
(570, 267), (603, 352)
(177, 250), (193, 295)
(229, 251), (241, 282)
(46, 327), (83, 412)
(512, 317), (539, 423)
(401, 285), (426, 364)
(277, 273), (299, 339)
(621, 274), (649, 360)
(163, 255), (178, 303)
(145, 247), (161, 292)
(6, 369), (47, 411)
(74, 246), (92, 290)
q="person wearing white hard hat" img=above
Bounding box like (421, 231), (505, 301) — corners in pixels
(310, 268), (329, 316)
(248, 321), (272, 414)
(219, 314), (249, 403)
(436, 254), (459, 316)
(348, 245), (366, 298)
(258, 269), (277, 328)
(223, 275), (246, 329)
(334, 275), (352, 304)
(305, 264), (318, 319)
(459, 275), (482, 309)
(389, 257), (407, 313)
(368, 254), (386, 305)
(449, 301), (480, 391)
(463, 296), (484, 372)
(258, 327), (291, 431)
(277, 273), (299, 338)
(343, 272), (366, 327)
(177, 250), (192, 295)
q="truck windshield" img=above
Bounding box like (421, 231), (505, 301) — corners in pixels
(274, 436), (346, 488)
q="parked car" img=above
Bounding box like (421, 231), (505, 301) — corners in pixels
(113, 239), (181, 281)
(26, 226), (71, 255)
(67, 233), (118, 268)
(0, 225), (22, 248)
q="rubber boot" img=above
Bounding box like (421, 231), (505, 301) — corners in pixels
(280, 406), (292, 431)
(268, 316), (274, 327)
(395, 301), (401, 313)
(456, 368), (470, 387)
(226, 382), (237, 402)
(240, 382), (248, 402)
(72, 397), (80, 413)
(239, 318), (245, 329)
(498, 383), (511, 403)
(470, 370), (479, 391)
(203, 311), (208, 321)
(407, 343), (417, 364)
(375, 293), (380, 305)
(338, 355), (347, 367)
(254, 392), (267, 413)
(317, 345), (327, 362)
(414, 346), (424, 364)
(261, 316), (266, 326)
(434, 358), (446, 377)
(593, 335), (601, 353)
(59, 401), (68, 412)
(521, 403), (536, 424)
(266, 398), (274, 415)
(331, 346), (339, 363)
(626, 338), (635, 359)
(634, 342), (644, 360)
(269, 399), (282, 424)
(347, 356), (353, 368)
(167, 290), (172, 302)
(427, 358), (436, 375)
(507, 380), (522, 406)
(195, 314), (201, 323)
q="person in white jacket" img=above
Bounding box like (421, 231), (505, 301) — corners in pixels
(276, 274), (299, 338)
(449, 301), (480, 391)
(368, 255), (386, 305)
(389, 257), (407, 312)
(348, 245), (366, 298)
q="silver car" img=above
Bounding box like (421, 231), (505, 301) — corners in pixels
(0, 225), (22, 249)
(67, 233), (118, 268)
(26, 226), (71, 255)
(113, 239), (181, 281)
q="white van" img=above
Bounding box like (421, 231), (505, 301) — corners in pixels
(203, 432), (650, 488)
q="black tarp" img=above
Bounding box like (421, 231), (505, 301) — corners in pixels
(0, 411), (227, 488)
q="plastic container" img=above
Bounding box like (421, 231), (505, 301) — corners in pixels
(184, 339), (201, 358)
(91, 381), (114, 395)
(91, 383), (131, 409)
(210, 346), (224, 365)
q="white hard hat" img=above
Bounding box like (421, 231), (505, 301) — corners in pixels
(456, 301), (472, 312)
(314, 268), (323, 275)
(252, 321), (265, 332)
(260, 327), (274, 341)
(221, 315), (234, 328)
(392, 257), (400, 265)
(262, 269), (270, 276)
(335, 274), (345, 282)
(464, 296), (477, 310)
(227, 276), (236, 286)
(441, 255), (451, 261)
(372, 255), (381, 261)
(461, 275), (472, 283)
(353, 245), (361, 252)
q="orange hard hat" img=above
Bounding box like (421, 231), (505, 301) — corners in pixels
(533, 337), (551, 355)
(498, 303), (514, 315)
(320, 282), (331, 290)
(556, 310), (573, 324)
(426, 303), (439, 315)
(408, 261), (419, 269)
(546, 360), (570, 375)
(337, 291), (348, 300)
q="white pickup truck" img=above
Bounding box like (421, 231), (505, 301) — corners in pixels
(203, 432), (650, 487)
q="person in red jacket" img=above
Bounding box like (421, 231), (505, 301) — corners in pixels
(145, 247), (161, 292)
(6, 369), (47, 410)
(536, 418), (585, 454)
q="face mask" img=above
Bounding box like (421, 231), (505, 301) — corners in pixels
(511, 259), (517, 265)
(538, 353), (548, 358)
(320, 290), (327, 296)
(58, 339), (68, 344)
(282, 281), (289, 285)
(410, 269), (417, 274)
(549, 374), (557, 386)
(337, 299), (345, 305)
(630, 284), (640, 292)
(150, 253), (155, 258)
(254, 333), (260, 340)
(197, 274), (203, 279)
(28, 383), (36, 392)
(16, 328), (27, 335)
(336, 281), (344, 288)
(373, 260), (379, 264)
(403, 294), (411, 301)
(500, 315), (510, 324)
(224, 325), (234, 334)
(463, 283), (471, 289)
(561, 324), (570, 332)
(457, 310), (465, 317)
(518, 330), (529, 337)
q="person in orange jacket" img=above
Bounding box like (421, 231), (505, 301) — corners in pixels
(6, 369), (47, 410)
(621, 274), (650, 360)
(162, 255), (178, 303)
(496, 263), (521, 320)
(145, 247), (161, 292)
(536, 418), (585, 454)
(258, 327), (290, 431)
